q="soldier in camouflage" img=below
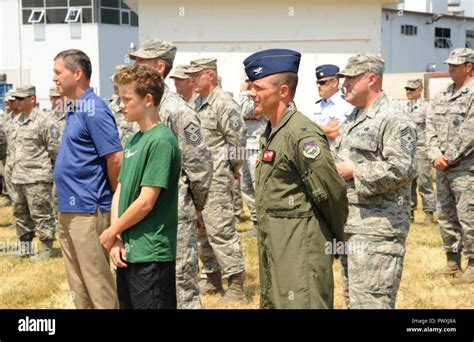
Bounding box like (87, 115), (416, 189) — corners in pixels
(239, 79), (267, 235)
(45, 86), (66, 220)
(335, 54), (417, 309)
(47, 86), (67, 137)
(427, 48), (474, 285)
(186, 58), (248, 303)
(170, 64), (196, 104)
(130, 40), (213, 309)
(0, 90), (18, 208)
(404, 79), (436, 224)
(8, 85), (60, 260)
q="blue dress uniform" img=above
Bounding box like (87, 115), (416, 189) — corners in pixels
(244, 50), (348, 309)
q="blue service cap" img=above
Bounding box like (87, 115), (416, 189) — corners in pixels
(243, 49), (301, 81)
(315, 64), (340, 80)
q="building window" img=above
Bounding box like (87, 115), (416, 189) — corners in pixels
(70, 0), (91, 5)
(22, 0), (45, 7)
(401, 25), (417, 36)
(65, 7), (81, 22)
(100, 0), (138, 26)
(466, 30), (474, 49)
(435, 27), (453, 49)
(46, 0), (67, 6)
(82, 8), (93, 23)
(100, 0), (119, 8)
(46, 8), (68, 23)
(27, 9), (45, 23)
(22, 0), (95, 24)
(121, 10), (130, 25)
(131, 11), (138, 26)
(100, 8), (120, 24)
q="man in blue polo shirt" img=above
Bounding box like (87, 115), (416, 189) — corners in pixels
(53, 49), (123, 309)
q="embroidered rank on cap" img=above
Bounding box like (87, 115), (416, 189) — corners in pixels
(262, 150), (275, 163)
(184, 122), (202, 146)
(302, 140), (320, 159)
(400, 126), (416, 154)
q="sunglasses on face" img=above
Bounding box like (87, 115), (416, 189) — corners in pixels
(317, 78), (336, 86)
(405, 88), (416, 92)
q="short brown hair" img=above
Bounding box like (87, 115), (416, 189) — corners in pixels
(114, 64), (165, 106)
(54, 49), (92, 80)
(271, 72), (298, 98)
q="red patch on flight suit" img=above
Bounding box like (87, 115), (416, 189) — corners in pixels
(262, 150), (275, 163)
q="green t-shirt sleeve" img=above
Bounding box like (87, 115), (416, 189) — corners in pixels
(141, 139), (175, 190)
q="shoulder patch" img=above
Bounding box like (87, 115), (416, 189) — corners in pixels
(50, 124), (60, 140)
(302, 140), (321, 159)
(400, 126), (416, 154)
(183, 122), (202, 146)
(228, 109), (242, 131)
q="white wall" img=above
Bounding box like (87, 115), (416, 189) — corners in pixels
(18, 23), (101, 108)
(397, 0), (474, 18)
(137, 0), (385, 115)
(382, 9), (474, 73)
(402, 0), (448, 14)
(0, 0), (23, 84)
(98, 25), (139, 99)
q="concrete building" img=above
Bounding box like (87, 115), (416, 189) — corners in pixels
(0, 0), (139, 107)
(382, 0), (474, 73)
(125, 0), (401, 115)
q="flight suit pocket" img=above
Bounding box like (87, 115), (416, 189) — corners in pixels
(302, 170), (327, 205)
(265, 215), (311, 308)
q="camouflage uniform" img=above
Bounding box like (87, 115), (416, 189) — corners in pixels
(239, 90), (266, 223)
(427, 72), (474, 261)
(109, 94), (138, 147)
(0, 108), (19, 200)
(0, 113), (8, 172)
(405, 96), (436, 215)
(190, 85), (247, 279)
(47, 106), (66, 219)
(335, 55), (417, 309)
(158, 85), (213, 309)
(10, 107), (60, 244)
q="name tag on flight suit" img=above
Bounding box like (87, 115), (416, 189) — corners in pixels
(262, 150), (275, 163)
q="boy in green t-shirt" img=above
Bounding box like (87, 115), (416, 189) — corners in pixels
(99, 64), (181, 309)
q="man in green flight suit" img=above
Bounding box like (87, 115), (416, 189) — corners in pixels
(243, 49), (348, 309)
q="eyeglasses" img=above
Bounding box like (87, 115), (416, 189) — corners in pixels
(404, 88), (416, 92)
(14, 96), (28, 101)
(317, 78), (336, 86)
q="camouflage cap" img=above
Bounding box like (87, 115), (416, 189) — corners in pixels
(5, 89), (15, 101)
(405, 79), (423, 89)
(185, 58), (217, 74)
(12, 85), (36, 98)
(129, 39), (177, 64)
(337, 53), (385, 77)
(444, 48), (474, 65)
(170, 64), (190, 79)
(110, 64), (127, 81)
(49, 86), (61, 97)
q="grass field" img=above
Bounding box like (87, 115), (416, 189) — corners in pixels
(0, 198), (472, 309)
